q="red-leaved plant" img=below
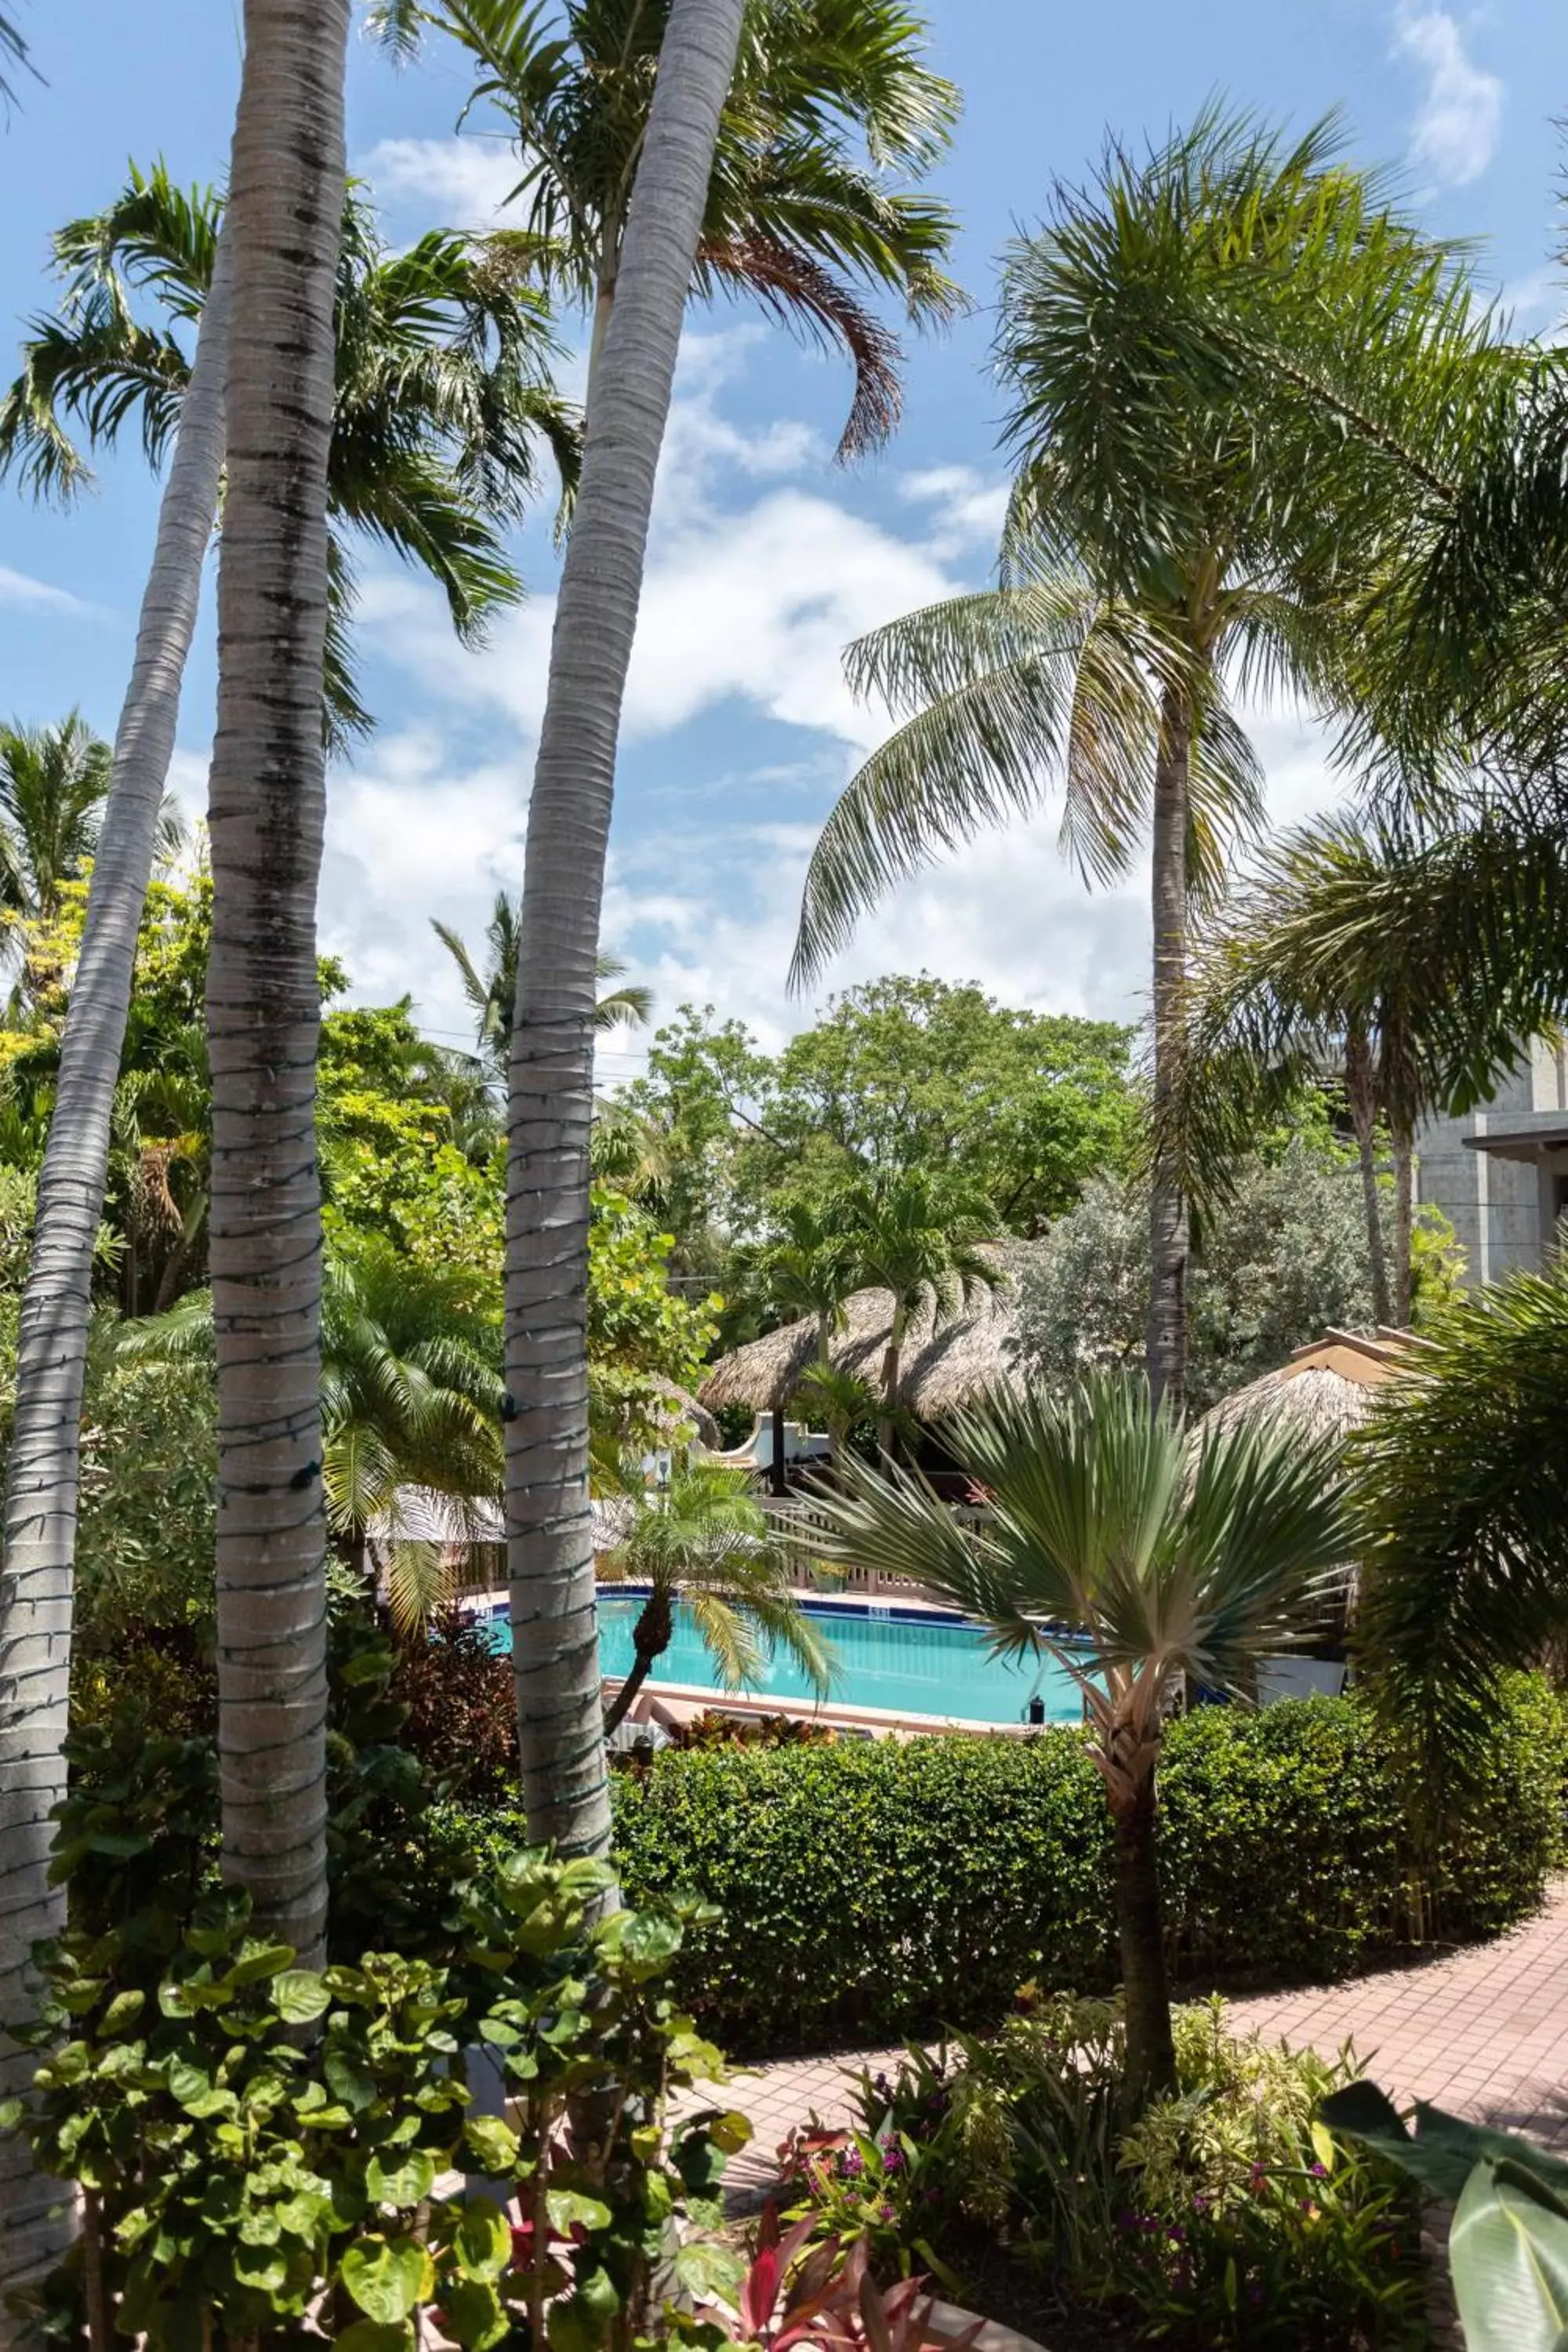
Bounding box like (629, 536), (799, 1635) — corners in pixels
(695, 2208), (978, 2352)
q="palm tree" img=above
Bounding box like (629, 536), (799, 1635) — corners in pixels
(829, 1165), (998, 1461)
(202, 0), (350, 1973)
(1353, 1254), (1568, 1807)
(741, 1197), (858, 1493)
(0, 156), (574, 2168)
(1178, 814), (1568, 1326)
(378, 0), (963, 454)
(789, 114), (1470, 1416)
(0, 7), (34, 107)
(597, 1457), (836, 1733)
(434, 891), (651, 1079)
(809, 1374), (1352, 2107)
(0, 713), (111, 937)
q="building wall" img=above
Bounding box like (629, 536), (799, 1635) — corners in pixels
(1415, 1047), (1566, 1287)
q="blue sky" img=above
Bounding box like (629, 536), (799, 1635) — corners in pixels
(3, 1), (1566, 1076)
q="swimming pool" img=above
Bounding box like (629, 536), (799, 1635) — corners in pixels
(481, 1594), (1085, 1726)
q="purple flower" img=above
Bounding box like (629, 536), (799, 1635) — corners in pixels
(837, 2149), (864, 2180)
(881, 2145), (906, 2175)
(1310, 2161), (1328, 2178)
(1191, 2193), (1210, 2215)
(880, 2204), (896, 2225)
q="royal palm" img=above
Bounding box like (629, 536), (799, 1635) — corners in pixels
(811, 1374), (1351, 2106)
(791, 113), (1465, 1414)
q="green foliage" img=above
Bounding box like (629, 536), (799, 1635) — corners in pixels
(1014, 1139), (1411, 1413)
(588, 1185), (720, 1398)
(792, 1998), (1425, 2349)
(387, 1609), (519, 1807)
(5, 1859), (742, 2352)
(604, 1684), (1568, 2053)
(1323, 2082), (1568, 2352)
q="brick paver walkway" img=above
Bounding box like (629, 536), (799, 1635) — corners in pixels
(678, 1879), (1568, 2206)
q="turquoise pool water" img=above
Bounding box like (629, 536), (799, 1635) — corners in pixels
(482, 1595), (1085, 1726)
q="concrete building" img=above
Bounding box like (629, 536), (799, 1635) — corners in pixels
(1418, 1040), (1568, 1285)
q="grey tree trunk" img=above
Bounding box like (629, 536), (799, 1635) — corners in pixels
(0, 228), (234, 2320)
(1392, 1123), (1414, 1327)
(1110, 1769), (1178, 2111)
(506, 0), (747, 1857)
(205, 0), (347, 1962)
(1345, 1025), (1392, 1327)
(1145, 681), (1192, 1417)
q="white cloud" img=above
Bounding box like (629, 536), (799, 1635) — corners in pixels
(900, 465), (1010, 559)
(1393, 7), (1502, 187)
(0, 565), (95, 615)
(357, 134), (522, 230)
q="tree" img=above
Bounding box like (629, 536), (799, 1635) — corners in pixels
(808, 1374), (1351, 2106)
(383, 0), (962, 453)
(0, 9), (33, 107)
(737, 1196), (857, 1493)
(1353, 1255), (1568, 1806)
(434, 890), (651, 1080)
(789, 113), (1468, 1414)
(828, 1163), (998, 1460)
(597, 1458), (834, 1733)
(202, 0), (350, 1967)
(0, 714), (111, 975)
(1178, 815), (1568, 1326)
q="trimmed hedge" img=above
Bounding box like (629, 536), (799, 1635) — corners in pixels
(601, 1679), (1568, 2053)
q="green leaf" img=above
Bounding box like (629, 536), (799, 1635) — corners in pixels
(325, 2048), (377, 2112)
(463, 2114), (520, 2174)
(228, 1942), (296, 1987)
(1450, 2158), (1568, 2352)
(453, 2197), (513, 2282)
(274, 1971), (332, 2025)
(341, 2235), (435, 2325)
(333, 2324), (416, 2352)
(615, 1911), (683, 1978)
(673, 2244), (746, 2303)
(443, 2278), (509, 2351)
(366, 2150), (437, 2210)
(0, 2099), (23, 2132)
(546, 2189), (612, 2235)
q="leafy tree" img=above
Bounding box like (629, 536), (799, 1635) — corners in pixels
(434, 890), (651, 1080)
(789, 112), (1469, 1413)
(0, 714), (111, 978)
(1013, 1133), (1454, 1417)
(597, 1458), (834, 1733)
(809, 1374), (1352, 2106)
(828, 1163), (998, 1459)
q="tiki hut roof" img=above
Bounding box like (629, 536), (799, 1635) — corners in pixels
(699, 1243), (1038, 1421)
(1198, 1328), (1417, 1449)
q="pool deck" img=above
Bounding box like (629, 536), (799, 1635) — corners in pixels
(671, 1877), (1568, 2211)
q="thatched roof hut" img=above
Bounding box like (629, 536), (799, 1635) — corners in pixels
(1198, 1328), (1415, 1449)
(699, 1244), (1037, 1422)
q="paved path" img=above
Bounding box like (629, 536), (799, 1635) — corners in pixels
(681, 1880), (1568, 2206)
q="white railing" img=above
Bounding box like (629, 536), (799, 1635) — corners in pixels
(759, 1495), (990, 1602)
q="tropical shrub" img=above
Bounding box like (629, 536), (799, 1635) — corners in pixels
(782, 1996), (1425, 2350)
(604, 1685), (1567, 2052)
(388, 1606), (519, 1804)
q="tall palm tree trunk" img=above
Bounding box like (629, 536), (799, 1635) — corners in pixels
(601, 1582), (673, 1736)
(878, 1302), (907, 1466)
(1109, 1751), (1178, 2110)
(1345, 1025), (1392, 1326)
(205, 0), (348, 1962)
(1392, 1123), (1414, 1327)
(1146, 681), (1192, 1415)
(0, 229), (234, 2316)
(505, 0), (747, 1858)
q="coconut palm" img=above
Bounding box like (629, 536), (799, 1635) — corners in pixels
(828, 1165), (998, 1461)
(376, 0), (963, 453)
(434, 891), (651, 1079)
(0, 714), (110, 935)
(202, 0), (350, 1977)
(1177, 813), (1568, 1325)
(789, 113), (1475, 1416)
(808, 1374), (1352, 2107)
(597, 1457), (836, 1733)
(1353, 1254), (1568, 1806)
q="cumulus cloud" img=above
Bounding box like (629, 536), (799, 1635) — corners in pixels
(0, 565), (96, 615)
(1394, 6), (1503, 187)
(358, 134), (522, 230)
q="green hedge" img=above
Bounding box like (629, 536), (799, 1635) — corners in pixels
(601, 1679), (1568, 2054)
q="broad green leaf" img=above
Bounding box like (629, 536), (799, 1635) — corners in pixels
(366, 2150), (437, 2209)
(333, 2322), (415, 2352)
(546, 2190), (612, 2235)
(0, 2100), (22, 2132)
(1450, 2158), (1568, 2352)
(100, 1991), (146, 2035)
(673, 2243), (746, 2303)
(615, 1912), (682, 1977)
(341, 2234), (434, 2324)
(274, 1972), (332, 2025)
(463, 2114), (520, 2174)
(453, 2198), (513, 2282)
(443, 2278), (510, 2351)
(228, 1942), (296, 1987)
(1309, 2119), (1337, 2176)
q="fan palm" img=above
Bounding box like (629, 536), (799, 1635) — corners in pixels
(376, 0), (963, 456)
(597, 1457), (836, 1733)
(434, 891), (651, 1079)
(1176, 813), (1568, 1325)
(808, 1374), (1352, 2106)
(827, 1164), (997, 1460)
(790, 111), (1475, 1415)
